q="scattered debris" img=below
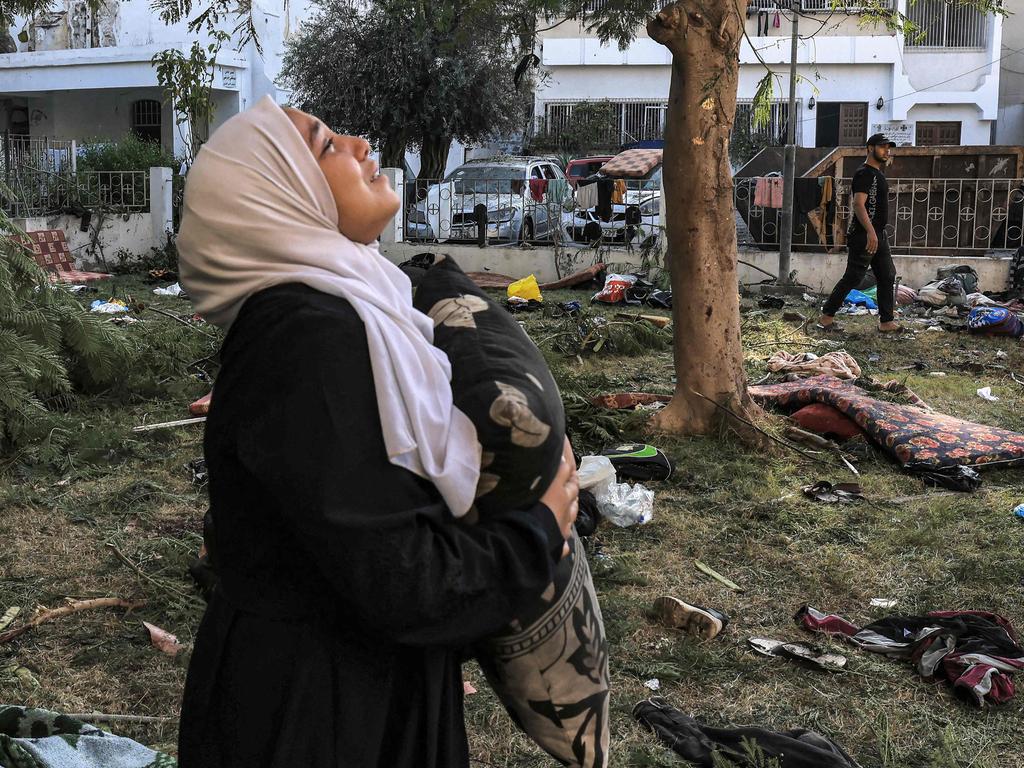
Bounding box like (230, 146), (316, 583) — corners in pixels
(643, 678), (661, 691)
(132, 416), (207, 432)
(0, 607), (21, 632)
(916, 464), (982, 493)
(89, 299), (129, 314)
(614, 312), (670, 329)
(870, 598), (898, 609)
(0, 597), (146, 645)
(802, 481), (864, 503)
(1013, 504), (1024, 521)
(747, 637), (847, 672)
(152, 282), (186, 297)
(977, 386), (999, 402)
(186, 458), (208, 485)
(142, 621), (183, 657)
(694, 560), (743, 592)
(463, 680), (478, 695)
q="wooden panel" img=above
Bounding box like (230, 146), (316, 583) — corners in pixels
(839, 103), (868, 146)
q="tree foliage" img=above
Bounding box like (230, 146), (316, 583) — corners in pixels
(0, 209), (130, 460)
(281, 0), (526, 176)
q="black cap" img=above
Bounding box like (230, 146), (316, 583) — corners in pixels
(866, 133), (896, 147)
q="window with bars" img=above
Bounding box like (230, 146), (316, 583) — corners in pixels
(905, 0), (988, 48)
(131, 99), (162, 144)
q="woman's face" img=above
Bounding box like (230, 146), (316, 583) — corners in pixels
(283, 107), (400, 244)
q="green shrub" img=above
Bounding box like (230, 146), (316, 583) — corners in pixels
(77, 133), (179, 173)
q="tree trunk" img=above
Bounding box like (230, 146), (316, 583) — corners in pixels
(419, 134), (453, 181)
(380, 134), (407, 171)
(416, 134), (453, 203)
(647, 0), (762, 436)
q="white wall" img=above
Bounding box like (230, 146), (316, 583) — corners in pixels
(15, 212), (158, 267)
(997, 7), (1024, 145)
(905, 104), (992, 145)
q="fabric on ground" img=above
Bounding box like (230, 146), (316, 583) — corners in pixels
(797, 607), (1024, 705)
(766, 351), (862, 380)
(843, 289), (877, 310)
(591, 393), (673, 410)
(0, 706), (176, 768)
(896, 285), (918, 305)
(790, 403), (865, 441)
(750, 375), (1024, 470)
(539, 263), (606, 291)
(633, 697), (860, 767)
(967, 307), (1024, 338)
(465, 272), (516, 289)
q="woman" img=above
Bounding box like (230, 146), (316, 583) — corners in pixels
(176, 96), (579, 767)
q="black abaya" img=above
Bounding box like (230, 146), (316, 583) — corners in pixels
(177, 284), (564, 768)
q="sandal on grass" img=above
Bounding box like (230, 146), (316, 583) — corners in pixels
(814, 322), (843, 333)
(747, 637), (847, 672)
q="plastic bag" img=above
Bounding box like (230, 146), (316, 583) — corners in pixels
(507, 274), (543, 302)
(598, 482), (654, 526)
(577, 455), (616, 495)
(591, 273), (637, 305)
(576, 455), (653, 526)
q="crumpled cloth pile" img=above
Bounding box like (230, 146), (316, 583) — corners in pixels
(797, 606), (1024, 706)
(767, 350), (862, 380)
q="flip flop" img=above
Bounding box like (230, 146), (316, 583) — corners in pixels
(814, 322), (844, 333)
(747, 637), (847, 672)
(653, 597), (729, 640)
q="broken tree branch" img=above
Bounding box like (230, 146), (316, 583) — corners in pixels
(65, 713), (176, 725)
(0, 598), (146, 645)
(142, 305), (218, 338)
(691, 390), (843, 471)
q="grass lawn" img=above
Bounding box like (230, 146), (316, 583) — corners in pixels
(1, 274), (1023, 767)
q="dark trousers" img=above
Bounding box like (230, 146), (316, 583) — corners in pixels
(822, 235), (896, 323)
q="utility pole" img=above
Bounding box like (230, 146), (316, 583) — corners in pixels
(777, 0), (799, 284)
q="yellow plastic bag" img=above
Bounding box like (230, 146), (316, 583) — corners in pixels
(507, 274), (543, 302)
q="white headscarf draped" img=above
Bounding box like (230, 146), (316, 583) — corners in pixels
(177, 95), (481, 517)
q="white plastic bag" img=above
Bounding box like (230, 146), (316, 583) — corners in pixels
(577, 454), (654, 526)
(598, 482), (654, 527)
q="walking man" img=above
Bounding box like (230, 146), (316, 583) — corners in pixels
(818, 133), (901, 333)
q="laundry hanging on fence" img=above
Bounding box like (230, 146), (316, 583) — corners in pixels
(529, 177), (547, 202)
(754, 177), (784, 208)
(797, 606), (1024, 706)
(575, 178), (599, 209)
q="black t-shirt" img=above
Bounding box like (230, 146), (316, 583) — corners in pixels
(847, 163), (888, 238)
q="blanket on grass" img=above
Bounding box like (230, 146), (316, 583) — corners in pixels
(750, 375), (1024, 470)
(0, 707), (176, 768)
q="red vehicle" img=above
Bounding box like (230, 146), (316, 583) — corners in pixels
(564, 155), (613, 187)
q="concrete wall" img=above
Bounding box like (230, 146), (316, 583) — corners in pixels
(15, 212), (158, 268)
(379, 242), (1012, 294)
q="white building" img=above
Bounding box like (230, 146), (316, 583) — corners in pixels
(996, 5), (1024, 145)
(0, 0), (305, 159)
(534, 0), (1005, 155)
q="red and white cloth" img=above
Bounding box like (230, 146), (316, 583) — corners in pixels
(797, 606), (1024, 705)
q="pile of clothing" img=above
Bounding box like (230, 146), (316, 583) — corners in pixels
(967, 306), (1024, 338)
(797, 606), (1024, 705)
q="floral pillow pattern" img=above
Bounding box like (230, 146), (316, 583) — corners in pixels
(751, 375), (1024, 469)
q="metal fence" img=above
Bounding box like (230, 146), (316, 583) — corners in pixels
(735, 177), (1024, 254)
(400, 175), (662, 248)
(906, 0), (987, 48)
(400, 174), (1023, 255)
(2, 168), (150, 218)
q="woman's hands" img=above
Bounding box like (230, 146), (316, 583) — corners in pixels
(540, 438), (580, 559)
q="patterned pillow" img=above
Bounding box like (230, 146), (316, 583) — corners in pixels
(414, 257), (609, 767)
(413, 257), (566, 513)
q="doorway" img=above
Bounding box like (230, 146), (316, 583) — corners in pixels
(815, 102), (868, 147)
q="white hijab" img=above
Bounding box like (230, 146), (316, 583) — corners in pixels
(177, 95), (481, 517)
